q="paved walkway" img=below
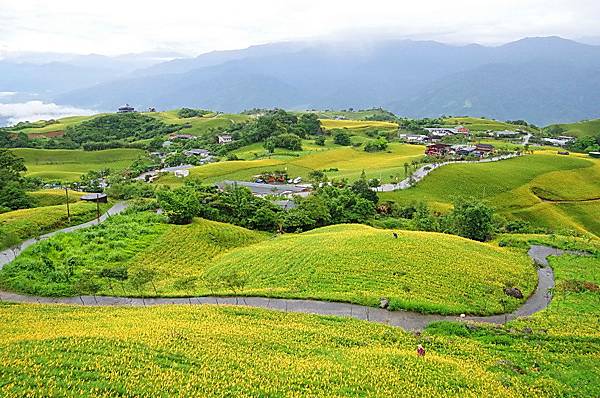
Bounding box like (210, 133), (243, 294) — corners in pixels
(0, 202), (128, 268)
(0, 236), (583, 330)
(375, 153), (521, 192)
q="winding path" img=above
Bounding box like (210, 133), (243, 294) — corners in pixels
(0, 219), (583, 330)
(0, 202), (128, 267)
(375, 153), (521, 192)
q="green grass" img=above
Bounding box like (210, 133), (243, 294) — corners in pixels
(14, 115), (97, 136)
(10, 148), (145, 181)
(1, 215), (535, 315)
(550, 118), (600, 138)
(147, 110), (252, 137)
(380, 153), (600, 236)
(204, 224), (535, 315)
(443, 117), (537, 133)
(0, 201), (110, 250)
(27, 189), (85, 207)
(0, 249), (598, 397)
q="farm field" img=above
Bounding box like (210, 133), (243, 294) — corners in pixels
(0, 215), (535, 316)
(0, 201), (110, 250)
(320, 118), (399, 131)
(10, 148), (145, 181)
(158, 142), (425, 185)
(380, 153), (600, 236)
(0, 250), (598, 397)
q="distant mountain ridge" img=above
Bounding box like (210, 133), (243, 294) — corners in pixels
(18, 37), (600, 125)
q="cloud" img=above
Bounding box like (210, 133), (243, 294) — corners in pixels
(0, 0), (599, 55)
(0, 101), (95, 126)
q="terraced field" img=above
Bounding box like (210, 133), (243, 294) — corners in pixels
(1, 215), (535, 315)
(320, 118), (399, 131)
(0, 250), (598, 397)
(380, 153), (600, 236)
(10, 148), (145, 181)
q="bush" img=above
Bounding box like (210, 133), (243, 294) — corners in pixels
(156, 187), (201, 224)
(333, 131), (352, 146)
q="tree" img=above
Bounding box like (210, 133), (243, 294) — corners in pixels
(297, 113), (322, 135)
(156, 186), (201, 224)
(0, 149), (32, 210)
(314, 136), (326, 146)
(413, 202), (437, 232)
(350, 171), (378, 204)
(264, 133), (302, 152)
(450, 197), (494, 241)
(333, 131), (352, 146)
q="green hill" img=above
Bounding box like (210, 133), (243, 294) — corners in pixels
(549, 118), (600, 138)
(10, 148), (145, 181)
(380, 153), (600, 237)
(1, 215), (535, 316)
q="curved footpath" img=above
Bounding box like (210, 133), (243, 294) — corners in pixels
(0, 219), (584, 329)
(375, 153), (521, 192)
(0, 202), (128, 267)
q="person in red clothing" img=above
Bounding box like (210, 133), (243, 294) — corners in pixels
(417, 344), (425, 357)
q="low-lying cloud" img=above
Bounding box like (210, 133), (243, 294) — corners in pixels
(0, 101), (95, 126)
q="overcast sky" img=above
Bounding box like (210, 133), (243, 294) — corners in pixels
(1, 0), (599, 56)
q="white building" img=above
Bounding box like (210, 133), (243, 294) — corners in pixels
(218, 135), (233, 144)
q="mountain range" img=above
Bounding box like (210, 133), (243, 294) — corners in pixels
(3, 37), (600, 125)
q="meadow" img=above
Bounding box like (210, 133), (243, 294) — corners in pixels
(0, 249), (597, 397)
(380, 153), (600, 236)
(0, 214), (535, 315)
(10, 148), (145, 181)
(0, 201), (110, 250)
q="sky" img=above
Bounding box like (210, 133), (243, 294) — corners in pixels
(1, 0), (599, 56)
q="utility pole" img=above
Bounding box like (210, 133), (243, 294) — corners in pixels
(64, 186), (71, 223)
(96, 193), (100, 223)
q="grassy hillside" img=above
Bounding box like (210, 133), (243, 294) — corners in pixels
(205, 224), (535, 315)
(0, 250), (598, 397)
(550, 118), (600, 138)
(11, 148), (145, 181)
(443, 117), (537, 133)
(0, 201), (110, 250)
(14, 115), (97, 137)
(380, 153), (600, 236)
(0, 214), (267, 296)
(2, 215), (535, 315)
(148, 110), (252, 137)
(27, 189), (85, 207)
